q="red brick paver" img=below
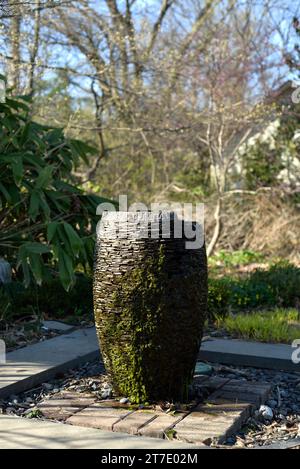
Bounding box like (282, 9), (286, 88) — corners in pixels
(37, 391), (96, 421)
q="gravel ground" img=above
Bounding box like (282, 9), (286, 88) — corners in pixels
(213, 363), (300, 448)
(0, 318), (94, 352)
(1, 359), (300, 449)
(0, 360), (107, 418)
(0, 320), (61, 352)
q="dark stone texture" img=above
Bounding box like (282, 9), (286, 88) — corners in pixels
(93, 212), (208, 403)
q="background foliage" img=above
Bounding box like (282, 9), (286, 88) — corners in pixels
(0, 86), (111, 291)
(0, 2), (299, 344)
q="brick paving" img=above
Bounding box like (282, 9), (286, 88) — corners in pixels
(37, 391), (96, 421)
(67, 402), (133, 431)
(37, 376), (272, 446)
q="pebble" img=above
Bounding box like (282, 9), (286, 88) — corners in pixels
(266, 400), (277, 409)
(42, 383), (53, 391)
(226, 436), (236, 445)
(102, 383), (111, 390)
(75, 385), (88, 392)
(291, 404), (299, 412)
(258, 406), (274, 421)
(101, 388), (112, 399)
(5, 407), (16, 414)
(216, 363), (300, 447)
(119, 397), (129, 404)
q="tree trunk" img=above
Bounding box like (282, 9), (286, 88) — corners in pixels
(9, 3), (21, 93)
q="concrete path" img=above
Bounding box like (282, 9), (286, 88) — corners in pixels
(199, 338), (299, 372)
(0, 416), (197, 449)
(0, 327), (99, 399)
(42, 321), (75, 333)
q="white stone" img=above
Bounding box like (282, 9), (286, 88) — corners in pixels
(101, 388), (112, 399)
(119, 397), (129, 404)
(259, 405), (274, 421)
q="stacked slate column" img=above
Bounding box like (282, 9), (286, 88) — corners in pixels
(93, 212), (207, 403)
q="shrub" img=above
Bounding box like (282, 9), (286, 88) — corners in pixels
(209, 250), (265, 268)
(2, 251), (299, 327)
(207, 261), (300, 319)
(247, 261), (300, 308)
(207, 277), (232, 318)
(0, 274), (93, 325)
(0, 86), (113, 291)
(229, 278), (275, 309)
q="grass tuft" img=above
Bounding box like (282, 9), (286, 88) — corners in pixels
(215, 308), (300, 344)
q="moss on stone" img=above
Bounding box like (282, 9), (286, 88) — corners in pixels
(93, 219), (207, 404)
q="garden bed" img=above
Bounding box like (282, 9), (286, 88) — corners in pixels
(0, 318), (61, 352)
(0, 317), (93, 352)
(207, 253), (300, 344)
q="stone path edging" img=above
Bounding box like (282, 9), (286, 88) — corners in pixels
(1, 327), (299, 400)
(0, 327), (99, 399)
(199, 338), (299, 372)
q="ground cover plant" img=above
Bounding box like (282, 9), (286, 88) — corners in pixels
(215, 308), (300, 344)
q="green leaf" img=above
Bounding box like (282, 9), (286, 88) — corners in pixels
(28, 190), (40, 221)
(63, 222), (83, 256)
(23, 153), (44, 170)
(57, 224), (73, 256)
(11, 157), (23, 185)
(69, 139), (97, 165)
(46, 128), (64, 144)
(47, 222), (59, 243)
(45, 190), (66, 212)
(2, 116), (15, 131)
(35, 166), (53, 190)
(15, 94), (33, 103)
(28, 252), (43, 285)
(5, 98), (29, 112)
(6, 183), (20, 205)
(24, 242), (51, 254)
(0, 182), (12, 203)
(39, 192), (50, 219)
(30, 131), (47, 150)
(58, 249), (75, 291)
(54, 180), (81, 194)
